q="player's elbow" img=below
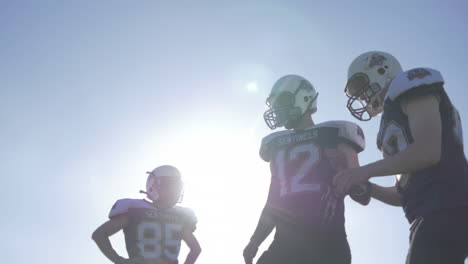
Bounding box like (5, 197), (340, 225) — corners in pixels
(389, 196), (403, 207)
(191, 245), (202, 257)
(91, 228), (104, 242)
(91, 230), (99, 241)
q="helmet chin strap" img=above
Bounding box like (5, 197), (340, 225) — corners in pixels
(367, 87), (386, 115)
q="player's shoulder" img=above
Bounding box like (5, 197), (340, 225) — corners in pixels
(108, 198), (151, 219)
(171, 206), (198, 232)
(315, 120), (365, 152)
(172, 205), (198, 224)
(259, 130), (294, 162)
(314, 120), (361, 132)
(386, 67), (444, 101)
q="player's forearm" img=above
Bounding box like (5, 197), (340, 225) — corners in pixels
(184, 247), (201, 264)
(362, 142), (439, 178)
(250, 207), (275, 247)
(92, 231), (121, 263)
(369, 184), (402, 207)
(183, 233), (201, 264)
(182, 229), (201, 264)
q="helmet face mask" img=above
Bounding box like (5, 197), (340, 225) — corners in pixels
(264, 75), (318, 130)
(264, 91), (303, 129)
(345, 51), (403, 121)
(345, 73), (384, 121)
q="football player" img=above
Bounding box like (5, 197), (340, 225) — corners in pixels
(334, 51), (468, 264)
(92, 165), (201, 264)
(243, 75), (368, 264)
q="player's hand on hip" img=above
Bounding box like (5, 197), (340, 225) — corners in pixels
(333, 167), (369, 195)
(243, 241), (259, 264)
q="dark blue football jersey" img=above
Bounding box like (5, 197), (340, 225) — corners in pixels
(109, 199), (197, 263)
(260, 121), (365, 235)
(377, 68), (468, 223)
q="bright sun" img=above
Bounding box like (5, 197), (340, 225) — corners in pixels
(158, 122), (271, 264)
(247, 82), (258, 92)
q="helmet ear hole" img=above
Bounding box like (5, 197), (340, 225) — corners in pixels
(378, 68), (386, 75)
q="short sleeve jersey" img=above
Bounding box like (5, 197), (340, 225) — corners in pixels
(260, 121), (365, 234)
(377, 68), (468, 223)
(109, 199), (197, 263)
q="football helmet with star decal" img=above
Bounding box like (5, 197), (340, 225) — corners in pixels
(264, 74), (319, 129)
(345, 51), (402, 121)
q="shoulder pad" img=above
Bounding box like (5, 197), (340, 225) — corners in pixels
(259, 130), (293, 162)
(108, 199), (149, 219)
(315, 121), (365, 152)
(175, 206), (198, 232)
(184, 207), (197, 226)
(386, 68), (444, 101)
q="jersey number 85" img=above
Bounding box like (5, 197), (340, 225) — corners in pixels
(137, 222), (182, 260)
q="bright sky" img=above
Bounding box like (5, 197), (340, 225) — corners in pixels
(2, 1), (468, 264)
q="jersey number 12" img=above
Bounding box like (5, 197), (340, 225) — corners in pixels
(274, 143), (321, 196)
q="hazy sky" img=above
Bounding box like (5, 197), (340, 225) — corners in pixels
(1, 1), (468, 264)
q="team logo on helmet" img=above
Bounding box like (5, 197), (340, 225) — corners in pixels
(369, 53), (387, 68)
(406, 68), (432, 81)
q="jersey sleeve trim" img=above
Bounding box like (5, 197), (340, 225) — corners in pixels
(108, 199), (149, 219)
(316, 121), (366, 153)
(109, 199), (131, 219)
(387, 68), (444, 101)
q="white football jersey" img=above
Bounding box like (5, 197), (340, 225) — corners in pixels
(109, 199), (197, 261)
(260, 120), (365, 162)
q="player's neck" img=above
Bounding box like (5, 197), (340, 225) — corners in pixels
(294, 116), (315, 131)
(152, 200), (175, 209)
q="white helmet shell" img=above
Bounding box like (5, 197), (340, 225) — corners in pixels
(145, 165), (182, 201)
(345, 51), (403, 121)
(264, 74), (318, 129)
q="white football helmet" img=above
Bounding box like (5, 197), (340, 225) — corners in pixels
(143, 165), (183, 203)
(264, 74), (318, 129)
(345, 51), (403, 121)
